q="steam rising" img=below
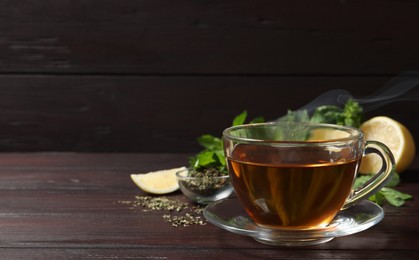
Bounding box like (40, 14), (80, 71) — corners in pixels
(298, 71), (419, 113)
(355, 71), (419, 112)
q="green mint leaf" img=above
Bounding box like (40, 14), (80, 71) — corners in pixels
(353, 175), (371, 190)
(385, 172), (401, 187)
(197, 134), (223, 151)
(353, 173), (412, 207)
(233, 110), (248, 126)
(342, 99), (363, 128)
(195, 151), (218, 168)
(354, 172), (400, 189)
(192, 110), (256, 174)
(380, 187), (412, 207)
(188, 155), (198, 168)
(279, 109), (310, 122)
(306, 99), (362, 127)
(214, 150), (226, 167)
(310, 105), (342, 124)
(250, 116), (265, 123)
(369, 192), (386, 205)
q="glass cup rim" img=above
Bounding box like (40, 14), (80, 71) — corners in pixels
(222, 121), (364, 145)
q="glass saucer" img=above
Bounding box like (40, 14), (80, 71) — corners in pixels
(203, 198), (384, 247)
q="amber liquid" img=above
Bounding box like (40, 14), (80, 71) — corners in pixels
(227, 145), (359, 229)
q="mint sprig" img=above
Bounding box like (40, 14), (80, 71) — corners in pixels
(189, 111), (264, 174)
(190, 108), (413, 207)
(354, 172), (412, 207)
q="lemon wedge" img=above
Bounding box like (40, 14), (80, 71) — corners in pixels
(130, 167), (186, 194)
(359, 116), (416, 174)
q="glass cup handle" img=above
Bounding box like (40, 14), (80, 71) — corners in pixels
(342, 140), (396, 210)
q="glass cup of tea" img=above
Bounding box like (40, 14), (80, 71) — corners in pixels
(223, 122), (395, 230)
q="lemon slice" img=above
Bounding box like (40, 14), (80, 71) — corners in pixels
(130, 167), (186, 194)
(359, 116), (416, 174)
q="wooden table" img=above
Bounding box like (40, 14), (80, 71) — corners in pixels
(0, 153), (418, 259)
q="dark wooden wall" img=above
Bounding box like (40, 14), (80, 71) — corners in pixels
(1, 0), (418, 152)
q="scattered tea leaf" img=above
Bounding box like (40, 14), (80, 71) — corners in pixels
(120, 196), (206, 227)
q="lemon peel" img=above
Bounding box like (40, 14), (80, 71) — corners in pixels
(130, 167), (186, 194)
(359, 116), (416, 174)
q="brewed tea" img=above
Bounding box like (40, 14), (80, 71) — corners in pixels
(227, 144), (359, 229)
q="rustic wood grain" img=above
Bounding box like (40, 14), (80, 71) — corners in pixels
(0, 1), (418, 152)
(0, 153), (417, 259)
(0, 75), (417, 152)
(0, 0), (418, 74)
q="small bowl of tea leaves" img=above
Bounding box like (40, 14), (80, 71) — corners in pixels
(176, 168), (234, 205)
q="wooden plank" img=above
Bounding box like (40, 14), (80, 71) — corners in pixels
(0, 0), (418, 74)
(0, 153), (417, 259)
(0, 75), (417, 152)
(0, 248), (416, 260)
